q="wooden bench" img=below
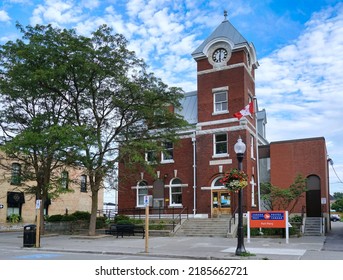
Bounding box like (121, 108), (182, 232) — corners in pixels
(105, 224), (145, 238)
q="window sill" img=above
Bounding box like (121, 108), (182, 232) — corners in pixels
(212, 153), (229, 159)
(212, 110), (229, 116)
(161, 159), (175, 164)
(168, 205), (183, 208)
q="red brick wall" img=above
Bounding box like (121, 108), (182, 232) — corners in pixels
(270, 137), (329, 214)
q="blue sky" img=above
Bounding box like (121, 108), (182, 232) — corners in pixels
(1, 0), (343, 196)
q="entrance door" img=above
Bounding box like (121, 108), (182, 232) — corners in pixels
(306, 175), (321, 217)
(212, 190), (231, 217)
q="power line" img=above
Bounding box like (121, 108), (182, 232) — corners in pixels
(329, 160), (343, 184)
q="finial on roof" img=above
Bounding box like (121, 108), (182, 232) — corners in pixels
(224, 10), (228, 21)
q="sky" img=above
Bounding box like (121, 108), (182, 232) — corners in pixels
(1, 0), (343, 197)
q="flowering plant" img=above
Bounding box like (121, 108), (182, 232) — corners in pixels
(221, 168), (248, 192)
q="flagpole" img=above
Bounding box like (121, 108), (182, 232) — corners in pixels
(253, 96), (261, 211)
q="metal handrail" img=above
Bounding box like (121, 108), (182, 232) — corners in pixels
(172, 206), (188, 232)
(228, 207), (238, 233)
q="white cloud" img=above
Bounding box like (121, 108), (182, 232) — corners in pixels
(0, 10), (11, 22)
(29, 0), (85, 26)
(256, 3), (343, 192)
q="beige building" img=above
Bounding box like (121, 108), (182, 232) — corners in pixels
(0, 154), (103, 224)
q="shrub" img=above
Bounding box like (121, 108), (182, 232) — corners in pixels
(114, 214), (131, 222)
(61, 215), (77, 221)
(7, 213), (21, 223)
(116, 219), (133, 225)
(46, 214), (64, 222)
(96, 216), (107, 228)
(290, 215), (302, 223)
(70, 211), (91, 221)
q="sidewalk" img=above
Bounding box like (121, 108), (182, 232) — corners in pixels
(2, 222), (343, 260)
(33, 232), (332, 260)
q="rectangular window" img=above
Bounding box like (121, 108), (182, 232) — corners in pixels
(80, 175), (87, 192)
(250, 135), (255, 159)
(161, 142), (174, 162)
(61, 171), (69, 189)
(138, 188), (148, 206)
(214, 91), (228, 112)
(11, 163), (21, 185)
(145, 150), (157, 163)
(214, 133), (228, 155)
(171, 186), (182, 205)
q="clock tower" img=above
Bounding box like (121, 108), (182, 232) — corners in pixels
(191, 11), (260, 216)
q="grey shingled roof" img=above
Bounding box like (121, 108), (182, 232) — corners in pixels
(176, 91), (198, 124)
(192, 19), (248, 58)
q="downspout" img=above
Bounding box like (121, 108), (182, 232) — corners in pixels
(253, 97), (261, 211)
(192, 132), (197, 216)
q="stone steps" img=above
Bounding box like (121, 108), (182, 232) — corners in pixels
(303, 217), (322, 236)
(175, 218), (230, 237)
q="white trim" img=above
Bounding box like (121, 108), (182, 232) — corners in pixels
(212, 86), (229, 92)
(197, 118), (237, 128)
(197, 63), (256, 82)
(164, 184), (188, 188)
(210, 159), (232, 165)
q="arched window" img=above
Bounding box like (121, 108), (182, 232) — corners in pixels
(213, 177), (224, 187)
(137, 180), (148, 207)
(170, 178), (182, 206)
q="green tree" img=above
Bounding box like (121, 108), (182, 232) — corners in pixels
(260, 174), (307, 213)
(0, 28), (80, 232)
(331, 198), (343, 212)
(333, 192), (343, 200)
(0, 23), (188, 235)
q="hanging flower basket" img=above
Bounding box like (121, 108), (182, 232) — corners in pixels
(221, 168), (248, 192)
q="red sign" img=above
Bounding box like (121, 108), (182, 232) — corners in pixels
(249, 211), (287, 228)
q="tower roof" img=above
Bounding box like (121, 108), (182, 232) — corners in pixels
(192, 15), (248, 59)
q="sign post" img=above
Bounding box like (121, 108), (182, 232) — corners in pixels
(35, 200), (41, 248)
(144, 195), (149, 253)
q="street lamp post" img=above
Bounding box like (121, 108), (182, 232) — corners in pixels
(234, 136), (247, 256)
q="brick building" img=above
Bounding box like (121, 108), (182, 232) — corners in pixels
(118, 14), (331, 228)
(0, 153), (103, 224)
(259, 137), (330, 229)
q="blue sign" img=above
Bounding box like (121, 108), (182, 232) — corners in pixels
(251, 212), (284, 220)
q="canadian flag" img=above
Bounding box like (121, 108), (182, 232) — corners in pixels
(233, 102), (254, 120)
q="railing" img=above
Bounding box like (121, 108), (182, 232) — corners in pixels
(172, 207), (188, 232)
(116, 207), (187, 219)
(228, 207), (238, 234)
(97, 208), (118, 219)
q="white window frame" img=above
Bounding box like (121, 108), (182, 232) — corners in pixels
(169, 178), (183, 207)
(161, 142), (174, 163)
(250, 134), (255, 159)
(212, 87), (229, 115)
(250, 176), (256, 207)
(145, 150), (157, 164)
(213, 133), (228, 157)
(136, 181), (148, 207)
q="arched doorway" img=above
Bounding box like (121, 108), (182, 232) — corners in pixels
(211, 177), (231, 217)
(306, 175), (321, 217)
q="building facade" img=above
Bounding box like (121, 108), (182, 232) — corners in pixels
(117, 14), (331, 224)
(259, 138), (330, 220)
(0, 154), (103, 224)
(118, 15), (267, 218)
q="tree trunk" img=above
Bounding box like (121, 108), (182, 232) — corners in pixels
(88, 188), (99, 236)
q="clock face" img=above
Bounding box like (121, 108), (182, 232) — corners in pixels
(212, 48), (228, 63)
